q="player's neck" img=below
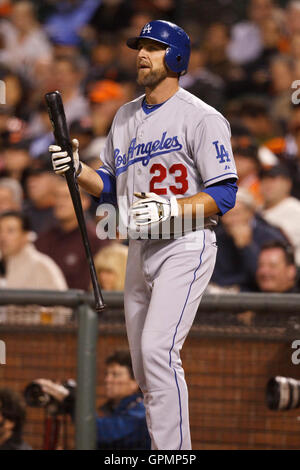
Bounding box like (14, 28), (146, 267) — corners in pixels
(144, 77), (179, 105)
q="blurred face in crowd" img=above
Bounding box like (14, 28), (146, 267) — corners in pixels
(0, 187), (20, 213)
(188, 48), (205, 73)
(2, 149), (30, 181)
(53, 180), (89, 228)
(249, 0), (273, 24)
(5, 74), (23, 109)
(136, 39), (169, 87)
(26, 172), (57, 208)
(260, 175), (291, 208)
(118, 39), (137, 72)
(287, 2), (300, 35)
(241, 113), (272, 140)
(91, 99), (122, 136)
(92, 43), (115, 67)
(204, 23), (229, 54)
(130, 12), (153, 32)
(53, 182), (76, 225)
(222, 200), (253, 229)
(261, 18), (280, 49)
(104, 363), (138, 402)
(53, 60), (81, 92)
(11, 1), (36, 33)
(270, 59), (293, 94)
(0, 216), (28, 258)
(290, 34), (300, 60)
(256, 248), (296, 292)
(97, 268), (118, 291)
(234, 153), (259, 181)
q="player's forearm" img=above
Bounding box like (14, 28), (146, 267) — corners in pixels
(177, 192), (219, 218)
(77, 163), (104, 197)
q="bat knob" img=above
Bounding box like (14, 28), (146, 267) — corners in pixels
(95, 304), (106, 314)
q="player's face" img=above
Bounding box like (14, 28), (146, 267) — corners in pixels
(104, 363), (138, 401)
(136, 39), (168, 87)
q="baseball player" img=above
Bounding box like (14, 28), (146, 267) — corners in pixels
(49, 20), (238, 450)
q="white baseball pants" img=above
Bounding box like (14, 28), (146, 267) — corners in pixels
(124, 229), (217, 450)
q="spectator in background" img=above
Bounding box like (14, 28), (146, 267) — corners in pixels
(89, 0), (134, 34)
(0, 141), (31, 183)
(180, 43), (225, 111)
(36, 350), (151, 450)
(0, 211), (67, 290)
(23, 160), (58, 235)
(203, 22), (232, 79)
(232, 135), (263, 207)
(242, 16), (283, 97)
(227, 0), (275, 65)
(235, 98), (278, 143)
(26, 56), (90, 146)
(202, 22), (246, 101)
(0, 387), (31, 450)
(269, 55), (294, 127)
(211, 188), (288, 291)
(260, 164), (300, 265)
(94, 243), (128, 291)
(26, 102), (57, 158)
(50, 56), (90, 125)
(88, 79), (125, 141)
(36, 178), (109, 290)
(0, 178), (22, 213)
(277, 104), (300, 200)
(0, 1), (52, 80)
(114, 31), (141, 83)
(0, 69), (29, 121)
(256, 240), (299, 293)
(84, 34), (118, 86)
(44, 0), (101, 47)
(285, 0), (300, 44)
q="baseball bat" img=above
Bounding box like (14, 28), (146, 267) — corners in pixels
(45, 90), (105, 313)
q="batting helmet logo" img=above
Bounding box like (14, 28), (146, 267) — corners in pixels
(142, 24), (152, 34)
(127, 20), (191, 75)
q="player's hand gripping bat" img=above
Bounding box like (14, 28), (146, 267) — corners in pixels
(45, 91), (105, 313)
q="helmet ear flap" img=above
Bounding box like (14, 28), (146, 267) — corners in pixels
(165, 46), (184, 74)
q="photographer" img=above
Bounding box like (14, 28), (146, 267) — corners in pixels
(33, 350), (151, 450)
(0, 387), (32, 450)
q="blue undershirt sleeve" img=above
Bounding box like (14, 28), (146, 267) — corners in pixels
(95, 166), (117, 205)
(202, 178), (238, 216)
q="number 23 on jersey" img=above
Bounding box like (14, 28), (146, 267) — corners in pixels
(149, 163), (188, 195)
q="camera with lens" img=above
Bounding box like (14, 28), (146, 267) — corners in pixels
(24, 379), (76, 415)
(266, 376), (300, 410)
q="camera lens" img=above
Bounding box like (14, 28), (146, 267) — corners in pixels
(24, 383), (51, 408)
(266, 376), (300, 410)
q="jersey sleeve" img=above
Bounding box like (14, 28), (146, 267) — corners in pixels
(94, 121), (117, 204)
(98, 125), (116, 177)
(193, 114), (238, 187)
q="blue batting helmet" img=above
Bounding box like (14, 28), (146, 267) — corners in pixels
(127, 20), (191, 75)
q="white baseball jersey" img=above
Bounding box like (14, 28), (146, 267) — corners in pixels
(98, 87), (237, 450)
(100, 87), (237, 233)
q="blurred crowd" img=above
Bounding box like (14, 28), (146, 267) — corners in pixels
(0, 0), (299, 295)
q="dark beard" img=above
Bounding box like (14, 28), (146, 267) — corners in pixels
(137, 66), (168, 87)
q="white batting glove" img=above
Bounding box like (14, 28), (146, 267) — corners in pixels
(130, 192), (179, 226)
(49, 138), (82, 176)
